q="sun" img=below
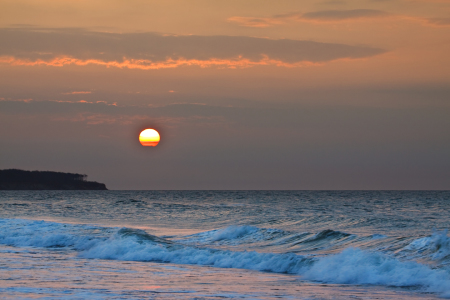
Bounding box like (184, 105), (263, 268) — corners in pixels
(139, 129), (160, 146)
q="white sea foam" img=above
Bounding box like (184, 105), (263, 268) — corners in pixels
(179, 225), (287, 246)
(81, 230), (450, 296)
(80, 228), (309, 274)
(1, 218), (450, 297)
(303, 248), (450, 296)
(405, 231), (450, 261)
(210, 225), (261, 241)
(0, 218), (108, 249)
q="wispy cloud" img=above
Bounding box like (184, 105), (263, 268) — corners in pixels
(299, 9), (389, 21)
(226, 17), (284, 28)
(0, 100), (230, 127)
(424, 17), (450, 26)
(0, 98), (33, 103)
(52, 112), (144, 125)
(229, 9), (450, 27)
(61, 91), (92, 95)
(228, 9), (390, 27)
(0, 28), (386, 70)
(320, 0), (347, 5)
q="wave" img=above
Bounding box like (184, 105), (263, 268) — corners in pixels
(1, 218), (450, 297)
(0, 218), (109, 249)
(301, 229), (351, 243)
(303, 248), (450, 297)
(177, 226), (361, 254)
(176, 225), (288, 246)
(82, 230), (311, 274)
(401, 230), (450, 263)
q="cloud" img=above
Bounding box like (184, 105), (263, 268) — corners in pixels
(229, 10), (450, 28)
(0, 28), (386, 69)
(0, 98), (33, 103)
(228, 9), (390, 27)
(226, 17), (284, 28)
(61, 91), (92, 95)
(0, 100), (233, 130)
(320, 0), (347, 5)
(424, 17), (450, 26)
(300, 9), (389, 21)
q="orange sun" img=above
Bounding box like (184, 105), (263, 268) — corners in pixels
(139, 129), (160, 146)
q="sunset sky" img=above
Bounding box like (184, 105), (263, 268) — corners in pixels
(1, 0), (449, 189)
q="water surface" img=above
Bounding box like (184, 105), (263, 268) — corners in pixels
(1, 191), (449, 299)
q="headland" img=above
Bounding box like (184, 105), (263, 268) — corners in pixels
(0, 169), (107, 190)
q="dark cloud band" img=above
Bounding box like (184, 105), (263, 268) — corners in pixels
(301, 9), (389, 20)
(0, 28), (386, 68)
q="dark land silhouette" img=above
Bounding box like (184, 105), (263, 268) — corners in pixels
(0, 169), (107, 190)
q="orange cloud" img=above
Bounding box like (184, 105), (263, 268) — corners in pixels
(0, 98), (33, 103)
(62, 91), (92, 95)
(0, 29), (386, 70)
(227, 16), (285, 28)
(49, 100), (118, 106)
(0, 55), (330, 69)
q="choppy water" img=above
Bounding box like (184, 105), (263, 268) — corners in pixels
(0, 190), (449, 299)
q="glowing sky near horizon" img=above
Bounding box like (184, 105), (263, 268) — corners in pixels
(0, 0), (449, 189)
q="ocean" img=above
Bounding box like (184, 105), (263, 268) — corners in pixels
(0, 190), (449, 299)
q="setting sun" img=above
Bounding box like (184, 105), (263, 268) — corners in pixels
(139, 129), (160, 147)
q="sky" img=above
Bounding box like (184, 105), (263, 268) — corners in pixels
(0, 0), (449, 190)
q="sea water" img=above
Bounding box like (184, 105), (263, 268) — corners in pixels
(0, 190), (449, 299)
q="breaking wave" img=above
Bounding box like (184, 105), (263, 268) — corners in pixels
(176, 225), (356, 250)
(1, 218), (450, 297)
